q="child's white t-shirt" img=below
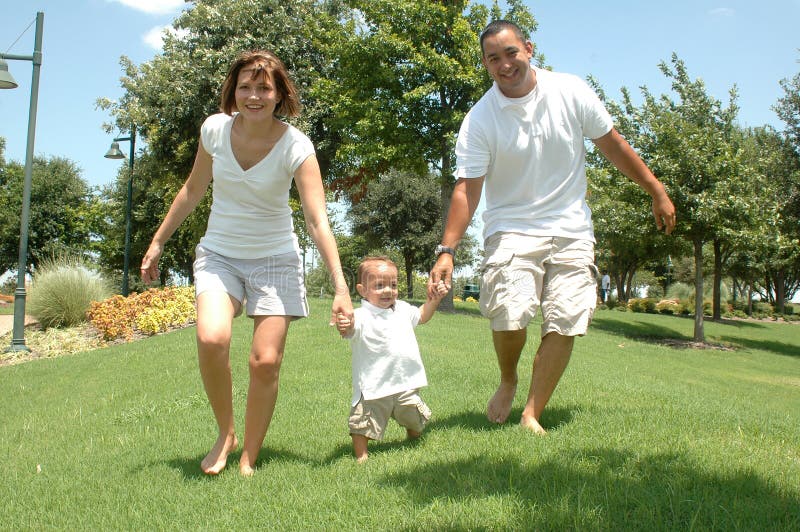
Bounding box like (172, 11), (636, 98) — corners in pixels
(348, 299), (428, 406)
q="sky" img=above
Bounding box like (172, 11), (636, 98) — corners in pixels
(2, 0), (799, 191)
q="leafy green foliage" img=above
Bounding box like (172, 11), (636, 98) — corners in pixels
(0, 148), (94, 273)
(27, 255), (113, 329)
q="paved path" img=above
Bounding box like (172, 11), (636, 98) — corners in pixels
(0, 314), (37, 336)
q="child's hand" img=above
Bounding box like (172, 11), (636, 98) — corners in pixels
(335, 312), (353, 336)
(430, 280), (449, 300)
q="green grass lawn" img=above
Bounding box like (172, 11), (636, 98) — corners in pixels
(1, 299), (798, 529)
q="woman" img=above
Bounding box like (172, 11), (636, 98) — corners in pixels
(141, 50), (353, 476)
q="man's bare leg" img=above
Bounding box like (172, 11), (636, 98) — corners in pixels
(520, 332), (574, 434)
(487, 328), (527, 423)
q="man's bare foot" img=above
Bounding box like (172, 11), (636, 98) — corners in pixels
(201, 433), (238, 475)
(520, 415), (547, 435)
(239, 462), (256, 476)
(487, 382), (517, 423)
(356, 454), (368, 464)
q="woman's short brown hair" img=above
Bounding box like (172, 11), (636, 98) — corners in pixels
(219, 50), (301, 117)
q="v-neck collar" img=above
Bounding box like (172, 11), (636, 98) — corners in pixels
(226, 113), (288, 173)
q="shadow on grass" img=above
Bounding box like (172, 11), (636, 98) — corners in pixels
(593, 315), (799, 358)
(717, 335), (800, 358)
(591, 315), (688, 343)
(380, 449), (799, 530)
(166, 447), (310, 480)
(429, 405), (577, 433)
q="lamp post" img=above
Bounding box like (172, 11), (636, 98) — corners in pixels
(1, 12), (44, 352)
(104, 125), (136, 296)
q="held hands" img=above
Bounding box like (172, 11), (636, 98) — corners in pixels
(335, 312), (354, 337)
(428, 253), (453, 298)
(428, 280), (449, 301)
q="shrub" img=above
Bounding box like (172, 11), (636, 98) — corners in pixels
(628, 298), (657, 313)
(88, 287), (196, 341)
(656, 299), (680, 315)
(27, 256), (112, 329)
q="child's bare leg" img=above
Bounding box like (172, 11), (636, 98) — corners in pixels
(239, 316), (290, 476)
(196, 292), (239, 475)
(352, 434), (369, 463)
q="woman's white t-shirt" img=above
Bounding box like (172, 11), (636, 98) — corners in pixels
(198, 112), (315, 259)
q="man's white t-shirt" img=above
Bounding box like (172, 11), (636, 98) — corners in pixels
(347, 300), (428, 406)
(455, 67), (614, 241)
(198, 112), (315, 259)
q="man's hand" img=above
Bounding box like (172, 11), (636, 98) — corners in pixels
(428, 253), (454, 298)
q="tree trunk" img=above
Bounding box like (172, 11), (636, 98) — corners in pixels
(693, 237), (705, 342)
(776, 268), (786, 314)
(712, 238), (722, 320)
(404, 253), (414, 300)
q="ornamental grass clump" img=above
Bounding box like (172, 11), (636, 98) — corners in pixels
(27, 256), (113, 329)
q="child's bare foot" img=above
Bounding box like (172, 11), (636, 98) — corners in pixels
(520, 414), (547, 435)
(201, 433), (238, 475)
(486, 382), (517, 423)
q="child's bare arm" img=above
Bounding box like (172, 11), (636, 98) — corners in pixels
(418, 280), (448, 325)
(335, 312), (355, 338)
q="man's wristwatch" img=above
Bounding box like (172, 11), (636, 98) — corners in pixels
(435, 244), (455, 257)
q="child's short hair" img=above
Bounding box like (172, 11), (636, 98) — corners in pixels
(357, 256), (397, 285)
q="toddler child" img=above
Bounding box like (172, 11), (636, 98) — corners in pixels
(336, 256), (447, 462)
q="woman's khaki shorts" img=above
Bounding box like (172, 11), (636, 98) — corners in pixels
(193, 244), (308, 318)
(479, 232), (598, 336)
(348, 390), (431, 441)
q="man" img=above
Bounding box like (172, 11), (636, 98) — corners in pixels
(429, 20), (675, 434)
(601, 271), (611, 303)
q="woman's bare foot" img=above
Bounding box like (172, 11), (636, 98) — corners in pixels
(520, 414), (547, 435)
(201, 433), (238, 475)
(239, 449), (257, 476)
(239, 462), (256, 476)
(406, 429), (421, 439)
(356, 454), (368, 464)
(486, 382), (517, 423)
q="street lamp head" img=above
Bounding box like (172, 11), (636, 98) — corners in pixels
(0, 58), (18, 89)
(104, 141), (126, 159)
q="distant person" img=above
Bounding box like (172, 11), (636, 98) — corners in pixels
(336, 256), (448, 463)
(141, 49), (353, 476)
(429, 20), (676, 434)
(601, 271), (611, 303)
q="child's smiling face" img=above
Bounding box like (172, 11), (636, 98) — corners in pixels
(357, 261), (399, 309)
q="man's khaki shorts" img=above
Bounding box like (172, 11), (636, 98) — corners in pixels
(348, 390), (431, 441)
(479, 232), (598, 336)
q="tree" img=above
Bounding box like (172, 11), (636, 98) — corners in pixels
(314, 0), (537, 308)
(0, 145), (93, 274)
(774, 55), (800, 154)
(97, 0), (348, 281)
(349, 169), (477, 298)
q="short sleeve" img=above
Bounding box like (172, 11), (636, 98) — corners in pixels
(454, 111), (491, 179)
(285, 127), (316, 174)
(200, 113), (227, 154)
(572, 76), (613, 140)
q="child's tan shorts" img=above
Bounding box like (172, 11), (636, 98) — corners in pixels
(348, 390), (431, 441)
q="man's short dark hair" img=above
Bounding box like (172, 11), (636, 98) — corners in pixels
(479, 20), (528, 54)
